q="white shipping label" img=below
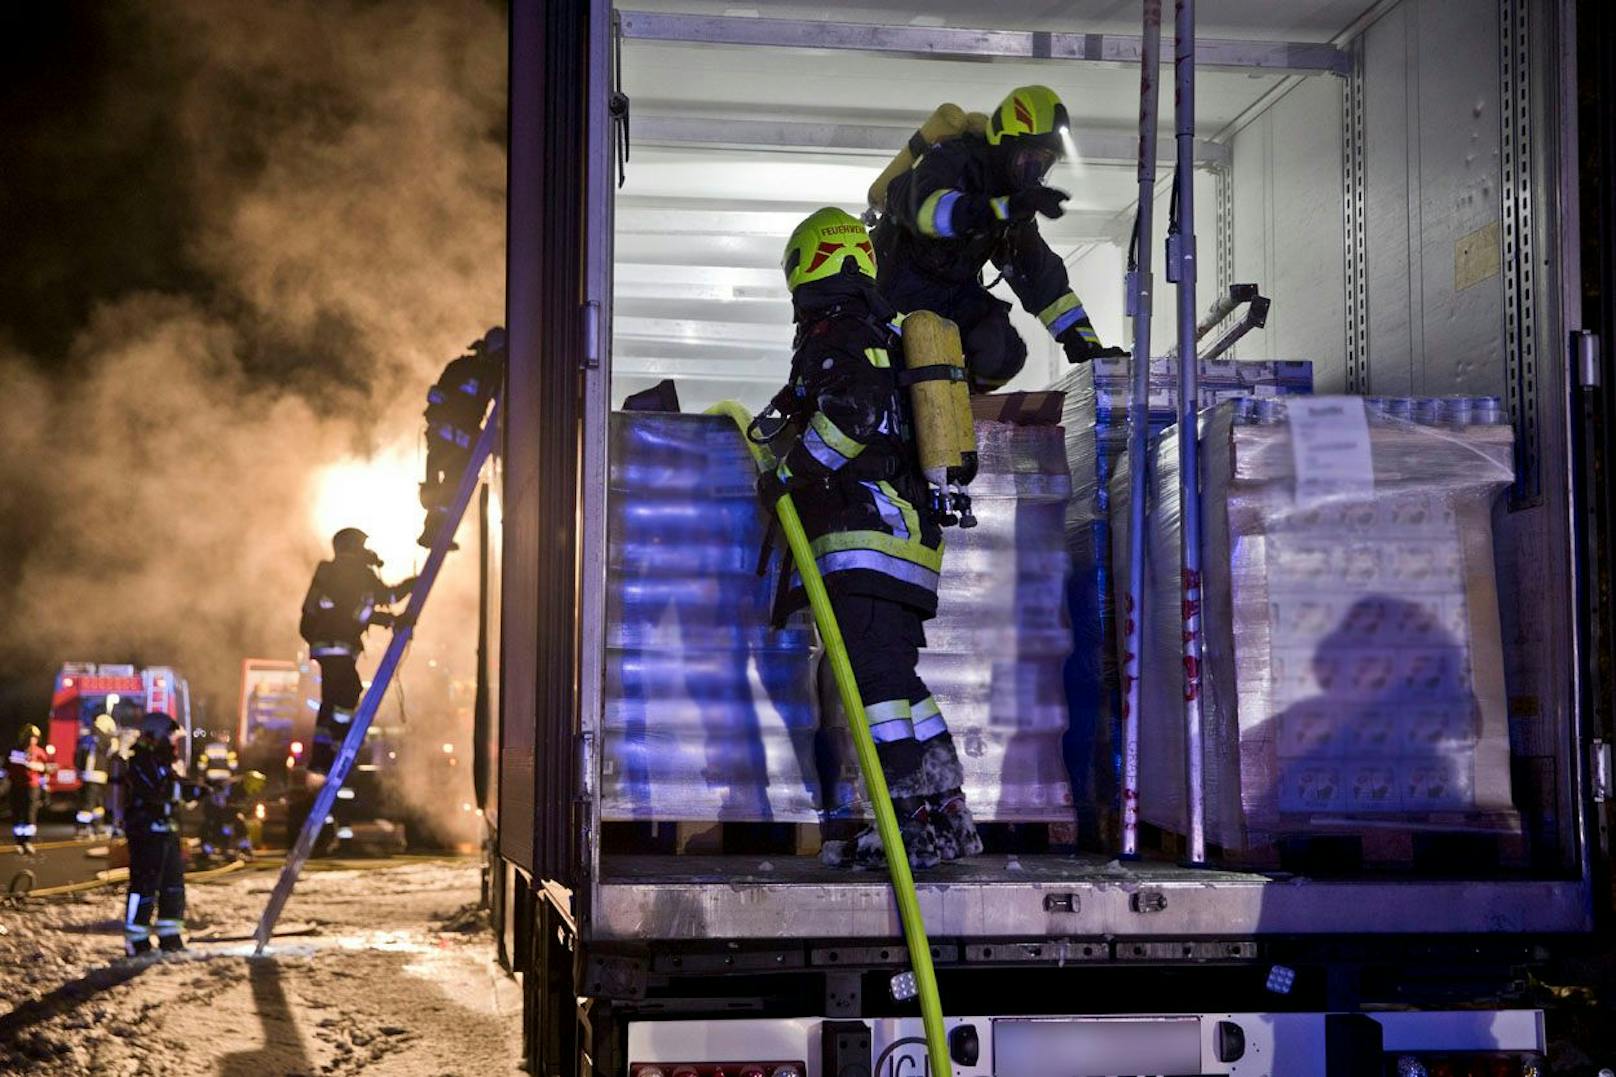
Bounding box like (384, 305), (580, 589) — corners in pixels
(1287, 396), (1374, 505)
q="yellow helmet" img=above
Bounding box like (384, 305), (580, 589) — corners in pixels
(17, 724), (41, 745)
(781, 207), (876, 293)
(93, 714), (117, 737)
(242, 770), (268, 796)
(986, 85), (1069, 146)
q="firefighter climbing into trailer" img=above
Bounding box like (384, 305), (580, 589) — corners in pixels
(755, 207), (981, 868)
(419, 326), (505, 550)
(113, 712), (206, 955)
(299, 528), (416, 779)
(872, 85), (1126, 392)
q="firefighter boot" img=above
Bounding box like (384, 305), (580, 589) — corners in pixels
(417, 508), (459, 551)
(928, 789), (983, 861)
(820, 796), (940, 870)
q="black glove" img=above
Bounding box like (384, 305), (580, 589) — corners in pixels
(1057, 321), (1129, 365)
(1007, 186), (1069, 221)
(756, 467), (789, 511)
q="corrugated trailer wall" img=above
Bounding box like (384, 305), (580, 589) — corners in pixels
(1228, 75), (1346, 384)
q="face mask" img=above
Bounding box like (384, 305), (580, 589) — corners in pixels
(1010, 145), (1058, 189)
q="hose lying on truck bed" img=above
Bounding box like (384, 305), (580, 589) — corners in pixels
(707, 401), (952, 1077)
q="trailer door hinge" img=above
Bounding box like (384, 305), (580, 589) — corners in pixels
(1594, 739), (1612, 803)
(1575, 329), (1601, 389)
(582, 300), (602, 370)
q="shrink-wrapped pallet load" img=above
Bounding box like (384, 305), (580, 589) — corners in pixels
(1109, 399), (1519, 854)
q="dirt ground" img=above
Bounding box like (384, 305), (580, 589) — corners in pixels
(0, 857), (523, 1075)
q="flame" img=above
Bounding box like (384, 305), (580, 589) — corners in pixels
(309, 440), (427, 571)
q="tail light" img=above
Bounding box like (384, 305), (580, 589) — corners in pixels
(630, 1065), (804, 1077)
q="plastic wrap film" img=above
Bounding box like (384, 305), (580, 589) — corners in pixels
(824, 421), (1076, 821)
(1109, 399), (1518, 852)
(1051, 358), (1313, 839)
(602, 413), (822, 822)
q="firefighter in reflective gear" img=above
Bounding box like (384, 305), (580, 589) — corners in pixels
(114, 712), (205, 954)
(8, 724), (50, 854)
(419, 326), (504, 549)
(760, 207), (981, 869)
(875, 85), (1124, 392)
(299, 528), (416, 776)
(199, 765), (264, 863)
(73, 712), (119, 838)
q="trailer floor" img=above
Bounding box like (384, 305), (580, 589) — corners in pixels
(596, 852), (1587, 940)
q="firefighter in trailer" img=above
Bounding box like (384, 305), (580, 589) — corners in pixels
(74, 712), (119, 838)
(114, 712), (206, 955)
(418, 326), (505, 550)
(8, 724), (51, 854)
(874, 85), (1125, 392)
(299, 527), (416, 777)
(757, 207), (981, 869)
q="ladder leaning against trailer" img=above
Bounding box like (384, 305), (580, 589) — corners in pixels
(252, 398), (502, 954)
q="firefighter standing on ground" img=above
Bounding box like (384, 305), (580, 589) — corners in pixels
(758, 207), (981, 869)
(74, 712), (119, 838)
(418, 326), (505, 549)
(114, 712), (205, 955)
(8, 724), (50, 854)
(875, 85), (1124, 392)
(299, 528), (416, 776)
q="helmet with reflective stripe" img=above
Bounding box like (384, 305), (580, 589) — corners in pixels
(93, 713), (117, 737)
(17, 724), (41, 745)
(781, 207), (876, 293)
(986, 85), (1069, 146)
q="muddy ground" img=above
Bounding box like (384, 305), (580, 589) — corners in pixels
(0, 857), (522, 1075)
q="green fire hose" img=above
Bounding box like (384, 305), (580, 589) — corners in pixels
(707, 401), (951, 1077)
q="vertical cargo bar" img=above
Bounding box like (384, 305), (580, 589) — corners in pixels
(1120, 0), (1164, 860)
(1172, 0), (1208, 866)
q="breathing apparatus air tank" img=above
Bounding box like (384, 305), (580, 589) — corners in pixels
(867, 104), (991, 210)
(900, 311), (977, 527)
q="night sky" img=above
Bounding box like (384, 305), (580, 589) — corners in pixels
(0, 2), (507, 733)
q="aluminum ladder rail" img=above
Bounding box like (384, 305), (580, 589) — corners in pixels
(252, 399), (501, 953)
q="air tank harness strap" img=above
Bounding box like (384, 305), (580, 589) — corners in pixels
(897, 365), (968, 387)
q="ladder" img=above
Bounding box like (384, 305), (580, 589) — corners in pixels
(253, 399), (501, 953)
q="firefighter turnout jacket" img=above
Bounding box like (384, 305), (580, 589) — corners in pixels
(7, 743), (48, 789)
(118, 742), (206, 836)
(299, 554), (416, 658)
(879, 134), (1101, 350)
(425, 349), (502, 450)
(771, 279), (944, 619)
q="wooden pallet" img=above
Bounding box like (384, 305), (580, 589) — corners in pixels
(601, 821), (822, 857)
(1137, 820), (1530, 875)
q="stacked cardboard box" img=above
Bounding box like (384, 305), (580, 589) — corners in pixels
(1108, 401), (1519, 851)
(1052, 358), (1313, 837)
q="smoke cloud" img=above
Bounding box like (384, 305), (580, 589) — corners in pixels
(0, 1), (506, 844)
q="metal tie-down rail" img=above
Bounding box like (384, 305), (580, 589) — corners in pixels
(253, 399), (502, 953)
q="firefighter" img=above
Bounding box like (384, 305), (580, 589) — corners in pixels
(419, 326), (505, 549)
(875, 85), (1124, 392)
(299, 527), (415, 777)
(757, 207), (981, 869)
(8, 724), (50, 855)
(199, 767), (266, 863)
(74, 712), (119, 838)
(114, 712), (205, 955)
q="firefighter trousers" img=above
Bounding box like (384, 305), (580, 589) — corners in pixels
(125, 828), (185, 954)
(313, 654), (363, 775)
(9, 784), (39, 843)
(830, 593), (965, 801)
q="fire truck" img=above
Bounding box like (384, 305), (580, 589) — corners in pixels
(43, 663), (192, 811)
